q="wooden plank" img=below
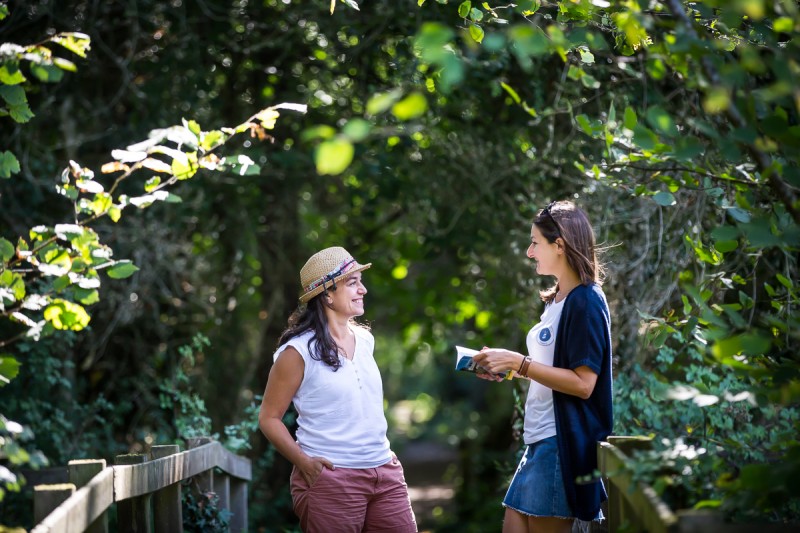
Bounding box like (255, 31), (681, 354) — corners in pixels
(150, 445), (182, 533)
(114, 442), (252, 500)
(115, 454), (152, 533)
(229, 478), (248, 533)
(68, 460), (109, 533)
(33, 484), (75, 526)
(217, 448), (253, 481)
(31, 469), (114, 533)
(598, 441), (678, 533)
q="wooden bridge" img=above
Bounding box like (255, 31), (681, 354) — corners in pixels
(29, 437), (250, 533)
(28, 434), (790, 532)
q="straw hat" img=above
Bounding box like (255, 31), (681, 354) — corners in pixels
(298, 246), (371, 303)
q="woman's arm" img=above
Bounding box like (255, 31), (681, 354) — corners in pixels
(473, 348), (598, 399)
(258, 347), (334, 483)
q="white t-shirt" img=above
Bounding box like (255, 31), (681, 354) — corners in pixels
(523, 298), (566, 444)
(273, 326), (392, 468)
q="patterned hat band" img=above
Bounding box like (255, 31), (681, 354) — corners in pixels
(298, 246), (371, 303)
(304, 258), (357, 293)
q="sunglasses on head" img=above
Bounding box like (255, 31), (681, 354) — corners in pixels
(541, 201), (563, 236)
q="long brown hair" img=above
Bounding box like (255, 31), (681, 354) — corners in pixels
(278, 295), (345, 370)
(535, 200), (604, 303)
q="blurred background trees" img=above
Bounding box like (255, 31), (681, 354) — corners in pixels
(1, 0), (798, 530)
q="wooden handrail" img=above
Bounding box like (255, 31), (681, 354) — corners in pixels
(31, 440), (251, 533)
(597, 437), (790, 533)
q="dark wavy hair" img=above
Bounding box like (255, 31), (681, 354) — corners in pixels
(277, 291), (366, 371)
(534, 200), (605, 303)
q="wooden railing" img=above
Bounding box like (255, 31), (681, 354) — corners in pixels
(29, 437), (251, 533)
(598, 436), (788, 533)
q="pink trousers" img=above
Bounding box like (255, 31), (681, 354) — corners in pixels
(290, 456), (418, 533)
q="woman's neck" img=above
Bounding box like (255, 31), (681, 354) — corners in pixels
(556, 270), (582, 300)
(326, 314), (352, 342)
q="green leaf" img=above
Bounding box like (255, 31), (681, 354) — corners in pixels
(106, 260), (140, 279)
(0, 238), (14, 262)
(703, 87), (730, 114)
(710, 225), (739, 242)
(0, 355), (21, 387)
(712, 334), (771, 359)
(773, 17), (793, 33)
(342, 119), (371, 142)
(391, 92), (428, 120)
(469, 24), (485, 43)
(653, 191), (676, 206)
(366, 89), (403, 116)
(0, 150), (21, 179)
(171, 151), (199, 180)
(579, 49), (594, 64)
(73, 288), (100, 305)
(0, 62), (26, 85)
(145, 176), (162, 192)
(576, 114), (594, 136)
(30, 63), (64, 83)
(673, 137), (704, 161)
(51, 32), (91, 58)
(776, 273), (793, 290)
(43, 299), (91, 331)
(0, 85), (34, 123)
(458, 1), (472, 18)
(646, 106), (678, 137)
(623, 106), (637, 130)
(500, 82), (521, 104)
(469, 8), (484, 22)
(315, 139), (354, 175)
(632, 125), (658, 150)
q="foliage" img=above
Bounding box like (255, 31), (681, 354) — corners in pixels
(182, 485), (231, 533)
(2, 0), (799, 529)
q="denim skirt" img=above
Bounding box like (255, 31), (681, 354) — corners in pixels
(502, 436), (573, 519)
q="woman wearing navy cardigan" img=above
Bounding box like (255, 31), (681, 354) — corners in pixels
(473, 200), (613, 533)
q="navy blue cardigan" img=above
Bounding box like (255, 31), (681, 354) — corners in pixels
(552, 284), (613, 521)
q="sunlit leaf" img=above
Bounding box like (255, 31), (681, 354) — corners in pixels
(51, 32), (91, 58)
(342, 119), (371, 142)
(0, 62), (26, 85)
(366, 89), (404, 116)
(469, 24), (485, 44)
(315, 139), (354, 175)
(111, 149), (147, 163)
(43, 299), (91, 331)
(171, 151), (199, 180)
(106, 260), (139, 279)
(141, 158), (173, 174)
(0, 355), (21, 387)
(391, 92), (428, 120)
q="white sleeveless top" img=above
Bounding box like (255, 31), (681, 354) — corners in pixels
(523, 298), (565, 444)
(273, 326), (392, 468)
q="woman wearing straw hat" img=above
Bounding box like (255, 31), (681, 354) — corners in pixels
(472, 201), (613, 533)
(258, 246), (417, 533)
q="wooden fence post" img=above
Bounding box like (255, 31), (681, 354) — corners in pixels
(185, 437), (214, 493)
(116, 453), (153, 533)
(68, 459), (109, 533)
(229, 477), (248, 533)
(150, 444), (182, 533)
(33, 483), (75, 525)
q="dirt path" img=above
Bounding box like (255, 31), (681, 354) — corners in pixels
(396, 441), (457, 532)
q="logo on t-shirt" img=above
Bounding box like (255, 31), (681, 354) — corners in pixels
(538, 327), (554, 345)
